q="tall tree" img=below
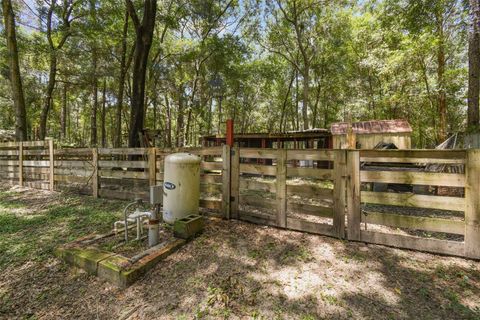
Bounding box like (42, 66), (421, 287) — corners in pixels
(38, 0), (76, 140)
(115, 8), (130, 147)
(126, 0), (157, 147)
(468, 0), (480, 130)
(2, 0), (27, 141)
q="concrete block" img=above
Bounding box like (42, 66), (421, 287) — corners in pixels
(173, 215), (205, 239)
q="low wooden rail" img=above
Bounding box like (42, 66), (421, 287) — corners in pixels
(0, 141), (478, 259)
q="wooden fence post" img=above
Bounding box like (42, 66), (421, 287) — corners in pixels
(18, 142), (23, 187)
(222, 144), (231, 219)
(148, 148), (156, 186)
(92, 148), (99, 198)
(333, 150), (347, 238)
(276, 149), (287, 228)
(231, 146), (240, 219)
(465, 149), (480, 259)
(48, 139), (54, 191)
(346, 150), (361, 241)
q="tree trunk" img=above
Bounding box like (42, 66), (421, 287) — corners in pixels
(91, 51), (98, 147)
(468, 0), (480, 130)
(2, 0), (27, 141)
(61, 83), (67, 139)
(115, 9), (129, 147)
(302, 66), (310, 130)
(39, 51), (57, 140)
(437, 17), (447, 143)
(176, 88), (184, 147)
(101, 78), (107, 147)
(165, 94), (172, 147)
(126, 0), (157, 148)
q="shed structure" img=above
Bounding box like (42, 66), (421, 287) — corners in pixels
(330, 119), (412, 149)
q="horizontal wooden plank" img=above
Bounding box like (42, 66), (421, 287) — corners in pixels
(360, 149), (467, 160)
(201, 161), (223, 170)
(288, 202), (333, 218)
(287, 168), (333, 179)
(286, 184), (334, 199)
(361, 211), (464, 235)
(239, 148), (279, 159)
(55, 160), (94, 168)
(99, 189), (148, 201)
(200, 198), (222, 210)
(56, 168), (93, 177)
(360, 170), (465, 187)
(286, 217), (337, 237)
(156, 146), (223, 156)
(98, 148), (147, 155)
(238, 211), (277, 226)
(23, 150), (49, 156)
(287, 150), (335, 161)
(54, 175), (90, 183)
(0, 141), (46, 147)
(359, 230), (465, 257)
(55, 148), (93, 156)
(240, 195), (276, 209)
(0, 160), (18, 166)
(200, 183), (223, 194)
(22, 160), (50, 167)
(361, 191), (464, 211)
(98, 160), (147, 169)
(200, 174), (223, 184)
(240, 179), (276, 193)
(361, 157), (465, 164)
(0, 150), (19, 156)
(240, 164), (276, 176)
(99, 169), (148, 180)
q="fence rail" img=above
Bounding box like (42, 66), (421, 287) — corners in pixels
(0, 141), (479, 259)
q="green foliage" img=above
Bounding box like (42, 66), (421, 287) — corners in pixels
(0, 0), (470, 147)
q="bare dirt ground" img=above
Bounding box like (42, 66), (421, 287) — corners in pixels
(0, 186), (479, 319)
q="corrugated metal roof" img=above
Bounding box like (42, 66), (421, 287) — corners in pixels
(330, 119), (412, 135)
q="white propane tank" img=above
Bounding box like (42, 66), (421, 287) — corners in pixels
(162, 153), (201, 224)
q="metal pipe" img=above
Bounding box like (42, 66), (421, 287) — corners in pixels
(123, 201), (139, 242)
(148, 205), (160, 247)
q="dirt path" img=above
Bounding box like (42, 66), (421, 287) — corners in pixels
(0, 186), (479, 319)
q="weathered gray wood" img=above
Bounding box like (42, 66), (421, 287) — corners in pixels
(48, 139), (54, 191)
(286, 150), (335, 161)
(465, 150), (480, 259)
(361, 191), (465, 211)
(97, 160), (146, 169)
(222, 145), (231, 219)
(200, 198), (222, 210)
(231, 147), (240, 219)
(360, 170), (465, 187)
(360, 157), (465, 164)
(287, 167), (333, 179)
(201, 161), (223, 171)
(98, 148), (147, 155)
(333, 150), (346, 238)
(286, 184), (334, 198)
(240, 179), (276, 193)
(361, 211), (464, 235)
(288, 202), (334, 218)
(240, 195), (277, 209)
(98, 169), (149, 180)
(240, 164), (276, 175)
(360, 230), (465, 257)
(276, 149), (287, 228)
(92, 148), (98, 198)
(239, 148), (278, 159)
(360, 149), (466, 160)
(347, 150), (361, 240)
(0, 141), (46, 147)
(148, 148), (156, 186)
(18, 142), (23, 187)
(286, 218), (336, 237)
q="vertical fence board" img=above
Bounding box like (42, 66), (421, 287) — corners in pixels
(92, 148), (99, 198)
(333, 150), (346, 238)
(148, 148), (156, 186)
(276, 149), (287, 228)
(48, 139), (54, 191)
(231, 147), (240, 219)
(465, 149), (480, 259)
(347, 150), (361, 241)
(18, 142), (23, 187)
(222, 145), (231, 219)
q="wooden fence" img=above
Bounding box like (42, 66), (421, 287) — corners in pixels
(0, 141), (478, 259)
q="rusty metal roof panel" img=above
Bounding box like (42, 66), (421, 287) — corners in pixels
(330, 119), (412, 135)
